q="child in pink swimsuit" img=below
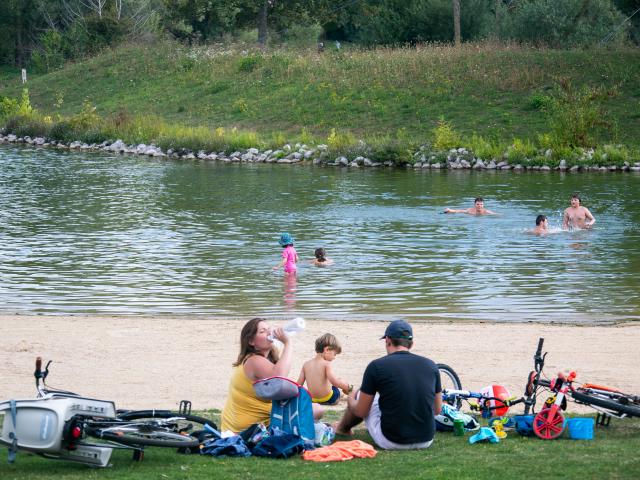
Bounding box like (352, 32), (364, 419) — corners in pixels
(273, 232), (299, 273)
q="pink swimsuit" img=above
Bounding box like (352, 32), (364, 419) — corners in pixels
(282, 245), (298, 273)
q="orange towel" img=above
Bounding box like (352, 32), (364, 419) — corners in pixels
(302, 440), (377, 462)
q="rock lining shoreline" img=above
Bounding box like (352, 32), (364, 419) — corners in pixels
(2, 133), (639, 172)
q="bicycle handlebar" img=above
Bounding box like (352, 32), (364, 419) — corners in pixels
(535, 338), (544, 357)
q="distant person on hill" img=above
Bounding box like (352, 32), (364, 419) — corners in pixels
(297, 333), (352, 418)
(530, 215), (549, 235)
(444, 197), (496, 215)
(273, 232), (298, 273)
(563, 193), (595, 230)
(311, 247), (334, 266)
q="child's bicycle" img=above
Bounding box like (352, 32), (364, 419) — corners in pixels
(0, 357), (216, 466)
(523, 338), (640, 439)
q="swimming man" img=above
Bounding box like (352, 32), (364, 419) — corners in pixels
(531, 215), (549, 235)
(563, 194), (595, 230)
(444, 197), (496, 215)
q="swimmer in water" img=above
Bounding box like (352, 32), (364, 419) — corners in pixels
(563, 193), (595, 230)
(444, 197), (496, 215)
(530, 215), (549, 235)
(311, 247), (334, 266)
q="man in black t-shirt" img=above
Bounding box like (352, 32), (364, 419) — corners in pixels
(335, 320), (442, 449)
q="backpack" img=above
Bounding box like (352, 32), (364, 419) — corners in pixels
(251, 430), (305, 458)
(254, 377), (315, 448)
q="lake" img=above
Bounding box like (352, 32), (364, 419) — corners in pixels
(1, 145), (638, 323)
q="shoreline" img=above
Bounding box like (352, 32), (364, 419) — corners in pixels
(2, 135), (640, 173)
(2, 315), (639, 412)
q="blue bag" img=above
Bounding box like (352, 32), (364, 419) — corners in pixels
(513, 415), (535, 436)
(255, 377), (315, 448)
(201, 435), (251, 457)
(252, 430), (305, 459)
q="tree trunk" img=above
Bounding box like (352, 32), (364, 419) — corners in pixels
(453, 0), (461, 47)
(258, 1), (268, 46)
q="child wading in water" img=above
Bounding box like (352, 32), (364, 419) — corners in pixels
(298, 334), (352, 418)
(273, 232), (298, 273)
(311, 247), (334, 266)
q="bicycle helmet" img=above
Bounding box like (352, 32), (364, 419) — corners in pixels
(435, 404), (479, 432)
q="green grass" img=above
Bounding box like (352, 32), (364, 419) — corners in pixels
(1, 41), (639, 148)
(1, 414), (639, 479)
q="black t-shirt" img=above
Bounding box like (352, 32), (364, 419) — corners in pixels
(360, 351), (441, 444)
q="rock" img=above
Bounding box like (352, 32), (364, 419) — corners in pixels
(337, 156), (349, 166)
(349, 161), (359, 167)
(292, 152), (302, 160)
(303, 150), (314, 159)
(277, 158), (292, 164)
(317, 144), (328, 151)
(630, 166), (640, 172)
(7, 134), (17, 142)
(363, 158), (373, 167)
(559, 159), (567, 171)
(486, 160), (497, 169)
(421, 163), (430, 168)
(460, 159), (471, 169)
(312, 158), (322, 165)
(431, 162), (441, 169)
(241, 153), (254, 162)
(608, 165), (618, 171)
(248, 148), (259, 155)
(474, 159), (485, 170)
(545, 149), (552, 157)
(450, 161), (461, 169)
(500, 165), (512, 170)
(413, 162), (422, 168)
(599, 166), (607, 171)
(34, 137), (45, 145)
(497, 161), (508, 168)
(540, 165), (551, 171)
(569, 165), (580, 172)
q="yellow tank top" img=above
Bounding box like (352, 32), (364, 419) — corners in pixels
(220, 363), (271, 433)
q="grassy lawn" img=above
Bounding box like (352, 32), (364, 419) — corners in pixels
(1, 413), (638, 480)
(1, 42), (639, 148)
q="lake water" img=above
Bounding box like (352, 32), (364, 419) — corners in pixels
(1, 145), (639, 323)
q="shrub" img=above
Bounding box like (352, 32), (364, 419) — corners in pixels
(327, 128), (357, 152)
(238, 54), (262, 73)
(432, 118), (461, 151)
(545, 79), (611, 148)
(68, 100), (101, 131)
(526, 92), (551, 111)
(468, 134), (504, 160)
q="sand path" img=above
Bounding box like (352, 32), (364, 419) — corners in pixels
(1, 316), (638, 412)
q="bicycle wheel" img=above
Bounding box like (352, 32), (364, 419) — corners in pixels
(117, 410), (218, 434)
(533, 408), (565, 440)
(572, 390), (640, 418)
(90, 424), (200, 448)
(438, 364), (463, 410)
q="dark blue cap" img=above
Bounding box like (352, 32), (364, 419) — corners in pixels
(380, 320), (413, 340)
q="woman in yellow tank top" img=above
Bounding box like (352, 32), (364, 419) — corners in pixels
(221, 318), (293, 433)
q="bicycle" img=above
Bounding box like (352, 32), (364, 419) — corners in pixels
(0, 357), (217, 466)
(524, 338), (640, 439)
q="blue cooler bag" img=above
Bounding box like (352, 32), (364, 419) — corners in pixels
(566, 418), (594, 440)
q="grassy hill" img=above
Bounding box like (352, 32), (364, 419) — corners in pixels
(1, 41), (639, 149)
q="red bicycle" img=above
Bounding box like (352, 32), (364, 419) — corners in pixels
(524, 338), (640, 440)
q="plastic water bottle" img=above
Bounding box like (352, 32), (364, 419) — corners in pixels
(267, 317), (305, 342)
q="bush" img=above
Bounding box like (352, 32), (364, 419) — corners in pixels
(432, 118), (461, 151)
(468, 134), (504, 160)
(545, 79), (611, 148)
(238, 54), (262, 73)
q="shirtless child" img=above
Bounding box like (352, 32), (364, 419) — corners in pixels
(444, 197), (496, 215)
(298, 334), (352, 414)
(563, 193), (595, 230)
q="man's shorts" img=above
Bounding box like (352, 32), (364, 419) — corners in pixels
(364, 394), (433, 450)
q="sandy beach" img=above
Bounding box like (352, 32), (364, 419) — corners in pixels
(1, 315), (639, 412)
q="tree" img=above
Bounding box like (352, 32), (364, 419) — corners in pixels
(453, 0), (461, 46)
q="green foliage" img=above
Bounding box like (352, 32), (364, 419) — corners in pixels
(327, 128), (357, 152)
(30, 30), (65, 73)
(432, 118), (461, 151)
(545, 79), (611, 148)
(468, 134), (504, 160)
(527, 92), (552, 111)
(497, 0), (628, 47)
(593, 144), (632, 166)
(0, 96), (19, 119)
(68, 100), (100, 130)
(237, 54), (262, 73)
